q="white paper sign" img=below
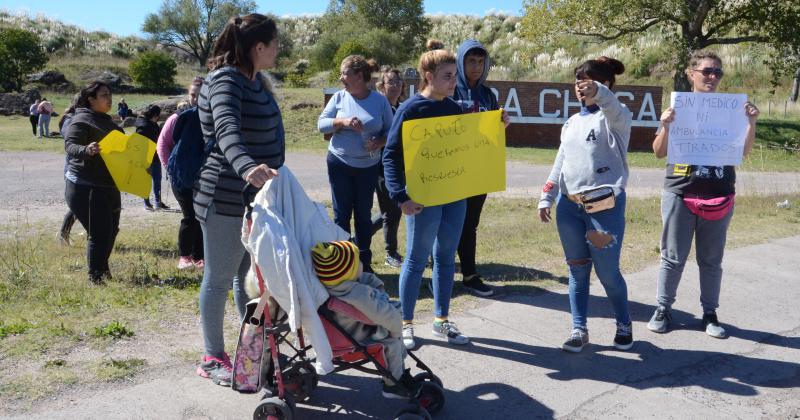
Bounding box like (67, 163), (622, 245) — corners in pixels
(667, 92), (749, 166)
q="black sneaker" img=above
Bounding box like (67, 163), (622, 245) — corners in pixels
(613, 322), (634, 350)
(462, 275), (494, 297)
(381, 369), (419, 399)
(155, 202), (170, 210)
(144, 200), (154, 211)
(702, 312), (727, 339)
(562, 328), (589, 353)
(385, 251), (403, 268)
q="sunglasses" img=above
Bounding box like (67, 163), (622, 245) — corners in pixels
(693, 67), (724, 78)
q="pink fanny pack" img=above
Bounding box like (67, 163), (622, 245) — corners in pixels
(682, 194), (735, 221)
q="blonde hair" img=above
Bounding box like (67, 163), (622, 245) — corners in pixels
(341, 55), (380, 82)
(175, 100), (190, 113)
(418, 39), (455, 90)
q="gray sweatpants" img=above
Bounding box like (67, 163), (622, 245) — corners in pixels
(657, 191), (733, 313)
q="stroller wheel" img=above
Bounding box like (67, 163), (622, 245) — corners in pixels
(393, 403), (432, 420)
(415, 382), (445, 415)
(253, 395), (294, 420)
(412, 372), (443, 388)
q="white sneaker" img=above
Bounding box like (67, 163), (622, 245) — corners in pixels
(402, 324), (416, 349)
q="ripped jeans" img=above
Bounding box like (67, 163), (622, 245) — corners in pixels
(556, 191), (631, 329)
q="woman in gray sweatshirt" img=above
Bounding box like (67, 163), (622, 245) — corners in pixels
(537, 57), (633, 354)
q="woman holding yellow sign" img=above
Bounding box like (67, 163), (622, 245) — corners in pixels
(64, 81), (123, 284)
(383, 39), (470, 350)
(647, 51), (760, 339)
(537, 57), (634, 353)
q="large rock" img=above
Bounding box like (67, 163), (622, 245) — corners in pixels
(132, 96), (190, 121)
(80, 70), (128, 88)
(27, 70), (69, 85)
(0, 89), (42, 116)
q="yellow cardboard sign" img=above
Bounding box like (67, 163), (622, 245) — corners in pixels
(98, 131), (155, 199)
(402, 110), (505, 206)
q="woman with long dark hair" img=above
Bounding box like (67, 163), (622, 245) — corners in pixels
(537, 57), (634, 353)
(193, 13), (285, 387)
(64, 81), (123, 284)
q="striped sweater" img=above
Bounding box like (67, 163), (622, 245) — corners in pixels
(194, 66), (286, 221)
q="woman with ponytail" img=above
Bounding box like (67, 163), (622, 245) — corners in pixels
(193, 13), (285, 386)
(383, 39), (471, 350)
(318, 55), (393, 272)
(537, 57), (634, 353)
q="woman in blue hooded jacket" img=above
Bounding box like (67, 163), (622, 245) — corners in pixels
(452, 39), (508, 297)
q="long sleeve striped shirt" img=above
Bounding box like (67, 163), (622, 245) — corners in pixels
(194, 66), (285, 221)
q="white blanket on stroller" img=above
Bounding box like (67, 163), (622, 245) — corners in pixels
(242, 166), (349, 375)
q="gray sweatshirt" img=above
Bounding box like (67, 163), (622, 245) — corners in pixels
(538, 82), (632, 209)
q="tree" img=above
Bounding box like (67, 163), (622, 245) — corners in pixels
(129, 51), (178, 91)
(311, 0), (429, 71)
(142, 0), (256, 68)
(521, 0), (800, 91)
(0, 28), (48, 92)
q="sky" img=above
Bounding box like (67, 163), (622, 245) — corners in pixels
(2, 0), (525, 37)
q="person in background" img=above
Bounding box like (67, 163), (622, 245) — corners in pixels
(135, 104), (168, 210)
(117, 98), (130, 120)
(37, 97), (53, 138)
(537, 57), (634, 353)
(452, 39), (509, 297)
(64, 81), (123, 284)
(194, 14), (285, 387)
(647, 51), (760, 339)
(157, 77), (204, 270)
(383, 39), (470, 350)
(58, 93), (80, 246)
(371, 67), (406, 268)
(29, 99), (40, 137)
(318, 55), (393, 272)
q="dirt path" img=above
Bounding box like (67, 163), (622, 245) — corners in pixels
(2, 151), (799, 228)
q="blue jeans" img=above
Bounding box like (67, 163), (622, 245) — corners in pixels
(147, 159), (162, 204)
(38, 114), (51, 137)
(399, 200), (466, 321)
(327, 152), (379, 268)
(199, 204), (250, 358)
(555, 192), (631, 329)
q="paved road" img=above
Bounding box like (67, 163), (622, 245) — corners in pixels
(5, 236), (799, 419)
(1, 151), (799, 225)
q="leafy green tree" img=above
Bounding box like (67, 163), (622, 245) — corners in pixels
(129, 51), (178, 91)
(0, 28), (48, 92)
(142, 0), (256, 68)
(521, 0), (800, 91)
(312, 0), (428, 71)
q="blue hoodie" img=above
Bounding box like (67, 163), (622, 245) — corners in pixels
(453, 40), (499, 113)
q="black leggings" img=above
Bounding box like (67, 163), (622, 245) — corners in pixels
(65, 181), (121, 277)
(371, 168), (402, 254)
(457, 193), (487, 277)
(173, 186), (203, 260)
(29, 115), (38, 135)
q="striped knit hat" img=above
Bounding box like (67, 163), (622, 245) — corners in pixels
(310, 241), (360, 287)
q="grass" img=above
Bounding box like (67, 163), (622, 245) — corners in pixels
(3, 195), (798, 398)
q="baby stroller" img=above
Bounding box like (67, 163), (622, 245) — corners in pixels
(233, 174), (446, 420)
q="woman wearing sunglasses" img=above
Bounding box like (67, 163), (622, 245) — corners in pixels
(648, 51), (760, 339)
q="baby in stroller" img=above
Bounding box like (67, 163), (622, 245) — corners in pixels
(310, 240), (415, 398)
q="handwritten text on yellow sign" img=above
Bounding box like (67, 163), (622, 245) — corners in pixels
(402, 110), (505, 206)
(99, 131), (156, 199)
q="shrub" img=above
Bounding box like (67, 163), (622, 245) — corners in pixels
(285, 72), (310, 88)
(129, 50), (177, 91)
(330, 40), (370, 83)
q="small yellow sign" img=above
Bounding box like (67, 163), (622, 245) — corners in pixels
(99, 131), (156, 199)
(402, 110), (506, 206)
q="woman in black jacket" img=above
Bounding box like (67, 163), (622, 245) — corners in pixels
(64, 81), (124, 284)
(135, 105), (167, 210)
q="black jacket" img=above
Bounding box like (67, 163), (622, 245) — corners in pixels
(135, 117), (162, 164)
(64, 108), (124, 188)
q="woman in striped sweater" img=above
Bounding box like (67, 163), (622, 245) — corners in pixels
(194, 13), (285, 387)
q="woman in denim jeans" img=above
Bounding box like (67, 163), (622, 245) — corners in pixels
(647, 51), (760, 339)
(383, 39), (472, 350)
(538, 57), (634, 353)
(318, 56), (394, 272)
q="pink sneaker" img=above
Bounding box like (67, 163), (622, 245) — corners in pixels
(177, 257), (194, 270)
(196, 353), (232, 386)
(193, 259), (205, 268)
